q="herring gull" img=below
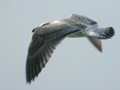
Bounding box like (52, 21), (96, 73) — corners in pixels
(26, 14), (115, 83)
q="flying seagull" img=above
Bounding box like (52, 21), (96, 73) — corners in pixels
(26, 14), (115, 83)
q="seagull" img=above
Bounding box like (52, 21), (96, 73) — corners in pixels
(26, 14), (115, 83)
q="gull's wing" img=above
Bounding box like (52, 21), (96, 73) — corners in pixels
(71, 14), (98, 25)
(88, 37), (102, 52)
(26, 33), (62, 83)
(26, 24), (79, 83)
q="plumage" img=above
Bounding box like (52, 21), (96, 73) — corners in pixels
(26, 14), (115, 83)
(88, 37), (102, 52)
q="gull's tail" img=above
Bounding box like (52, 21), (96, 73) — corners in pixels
(87, 27), (115, 52)
(87, 27), (115, 39)
(88, 37), (102, 52)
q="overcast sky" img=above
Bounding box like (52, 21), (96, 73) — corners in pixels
(0, 0), (120, 90)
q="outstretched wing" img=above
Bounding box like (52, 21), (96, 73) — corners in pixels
(26, 34), (62, 83)
(71, 14), (97, 26)
(26, 25), (79, 83)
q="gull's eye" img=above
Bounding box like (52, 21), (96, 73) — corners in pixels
(32, 28), (36, 32)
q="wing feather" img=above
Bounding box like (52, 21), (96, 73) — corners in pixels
(26, 26), (79, 83)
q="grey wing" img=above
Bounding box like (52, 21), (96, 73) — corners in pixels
(26, 27), (79, 83)
(26, 33), (62, 83)
(70, 14), (98, 25)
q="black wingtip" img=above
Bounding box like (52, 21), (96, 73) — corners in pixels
(98, 47), (103, 52)
(26, 56), (44, 84)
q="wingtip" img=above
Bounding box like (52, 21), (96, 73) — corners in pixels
(26, 76), (32, 84)
(98, 48), (103, 52)
(26, 81), (31, 84)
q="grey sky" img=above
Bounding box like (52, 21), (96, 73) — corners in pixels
(0, 0), (120, 90)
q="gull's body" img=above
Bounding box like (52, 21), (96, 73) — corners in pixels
(26, 14), (114, 83)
